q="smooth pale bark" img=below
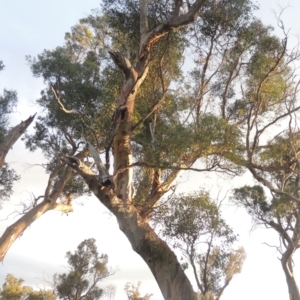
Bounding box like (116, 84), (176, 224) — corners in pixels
(108, 50), (142, 202)
(0, 114), (36, 168)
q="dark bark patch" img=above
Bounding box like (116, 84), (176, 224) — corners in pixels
(120, 107), (127, 120)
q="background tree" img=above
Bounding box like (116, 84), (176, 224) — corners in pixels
(1, 1), (300, 299)
(233, 182), (300, 300)
(156, 192), (245, 300)
(53, 238), (114, 300)
(228, 13), (300, 300)
(124, 282), (152, 300)
(0, 274), (55, 300)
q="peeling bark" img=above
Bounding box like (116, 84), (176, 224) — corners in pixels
(0, 114), (36, 168)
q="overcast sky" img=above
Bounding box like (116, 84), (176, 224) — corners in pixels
(1, 1), (300, 299)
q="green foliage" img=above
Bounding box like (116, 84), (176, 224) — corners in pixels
(233, 185), (270, 218)
(260, 134), (300, 167)
(53, 238), (112, 300)
(245, 27), (288, 110)
(0, 163), (20, 206)
(26, 291), (56, 300)
(198, 0), (257, 38)
(1, 241), (114, 300)
(102, 0), (140, 61)
(0, 89), (18, 143)
(233, 184), (300, 225)
(0, 275), (26, 300)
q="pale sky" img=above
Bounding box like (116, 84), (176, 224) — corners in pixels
(1, 1), (300, 299)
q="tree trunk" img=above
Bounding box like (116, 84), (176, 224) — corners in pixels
(282, 251), (300, 300)
(0, 114), (35, 168)
(120, 209), (197, 300)
(88, 175), (197, 300)
(60, 163), (198, 300)
(285, 274), (300, 300)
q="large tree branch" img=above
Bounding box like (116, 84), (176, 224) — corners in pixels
(139, 0), (151, 36)
(0, 149), (89, 262)
(108, 50), (137, 80)
(0, 176), (73, 262)
(0, 114), (36, 168)
(139, 0), (207, 60)
(0, 201), (53, 262)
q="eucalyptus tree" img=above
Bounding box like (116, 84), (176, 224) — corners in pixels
(1, 0), (299, 299)
(157, 192), (245, 300)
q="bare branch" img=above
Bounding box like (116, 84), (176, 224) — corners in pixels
(51, 86), (75, 114)
(86, 142), (110, 181)
(108, 50), (136, 79)
(139, 0), (207, 59)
